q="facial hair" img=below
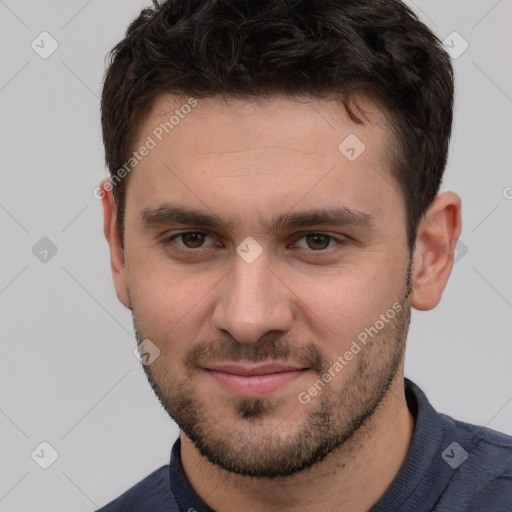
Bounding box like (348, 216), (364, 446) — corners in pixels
(132, 260), (413, 478)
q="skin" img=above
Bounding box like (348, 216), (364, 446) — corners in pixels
(101, 94), (462, 511)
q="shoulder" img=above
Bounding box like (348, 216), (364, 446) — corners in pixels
(96, 465), (180, 512)
(441, 412), (512, 467)
(438, 413), (512, 510)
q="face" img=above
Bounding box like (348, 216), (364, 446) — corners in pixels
(120, 94), (413, 477)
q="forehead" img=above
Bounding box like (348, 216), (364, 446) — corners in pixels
(143, 92), (391, 153)
(125, 93), (402, 228)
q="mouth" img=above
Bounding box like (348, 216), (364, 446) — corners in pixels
(202, 362), (310, 396)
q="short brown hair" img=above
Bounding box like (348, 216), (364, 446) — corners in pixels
(101, 0), (454, 251)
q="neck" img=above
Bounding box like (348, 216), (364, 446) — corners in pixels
(180, 374), (414, 512)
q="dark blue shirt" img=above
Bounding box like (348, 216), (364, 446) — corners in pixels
(97, 379), (512, 511)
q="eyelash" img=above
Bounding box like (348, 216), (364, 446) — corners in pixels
(159, 230), (346, 253)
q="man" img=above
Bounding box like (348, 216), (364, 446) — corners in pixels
(97, 0), (512, 510)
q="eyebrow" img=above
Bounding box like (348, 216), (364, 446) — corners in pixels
(140, 204), (375, 233)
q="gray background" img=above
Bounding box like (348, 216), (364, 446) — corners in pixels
(0, 0), (511, 510)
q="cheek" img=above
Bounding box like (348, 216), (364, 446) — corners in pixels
(128, 257), (220, 339)
(294, 256), (405, 341)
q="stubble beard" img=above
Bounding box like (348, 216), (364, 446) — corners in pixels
(132, 265), (412, 478)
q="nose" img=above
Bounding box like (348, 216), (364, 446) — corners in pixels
(212, 252), (294, 344)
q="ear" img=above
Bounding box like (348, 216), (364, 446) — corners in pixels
(100, 179), (131, 309)
(410, 191), (462, 311)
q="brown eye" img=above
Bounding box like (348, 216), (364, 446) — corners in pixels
(180, 232), (206, 248)
(305, 234), (331, 250)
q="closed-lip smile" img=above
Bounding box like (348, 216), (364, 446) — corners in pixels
(202, 362), (309, 396)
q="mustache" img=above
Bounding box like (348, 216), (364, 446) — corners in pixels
(183, 335), (331, 374)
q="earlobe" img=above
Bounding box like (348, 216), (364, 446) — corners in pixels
(410, 192), (462, 311)
(100, 178), (131, 309)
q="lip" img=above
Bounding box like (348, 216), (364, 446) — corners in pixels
(203, 362), (309, 396)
